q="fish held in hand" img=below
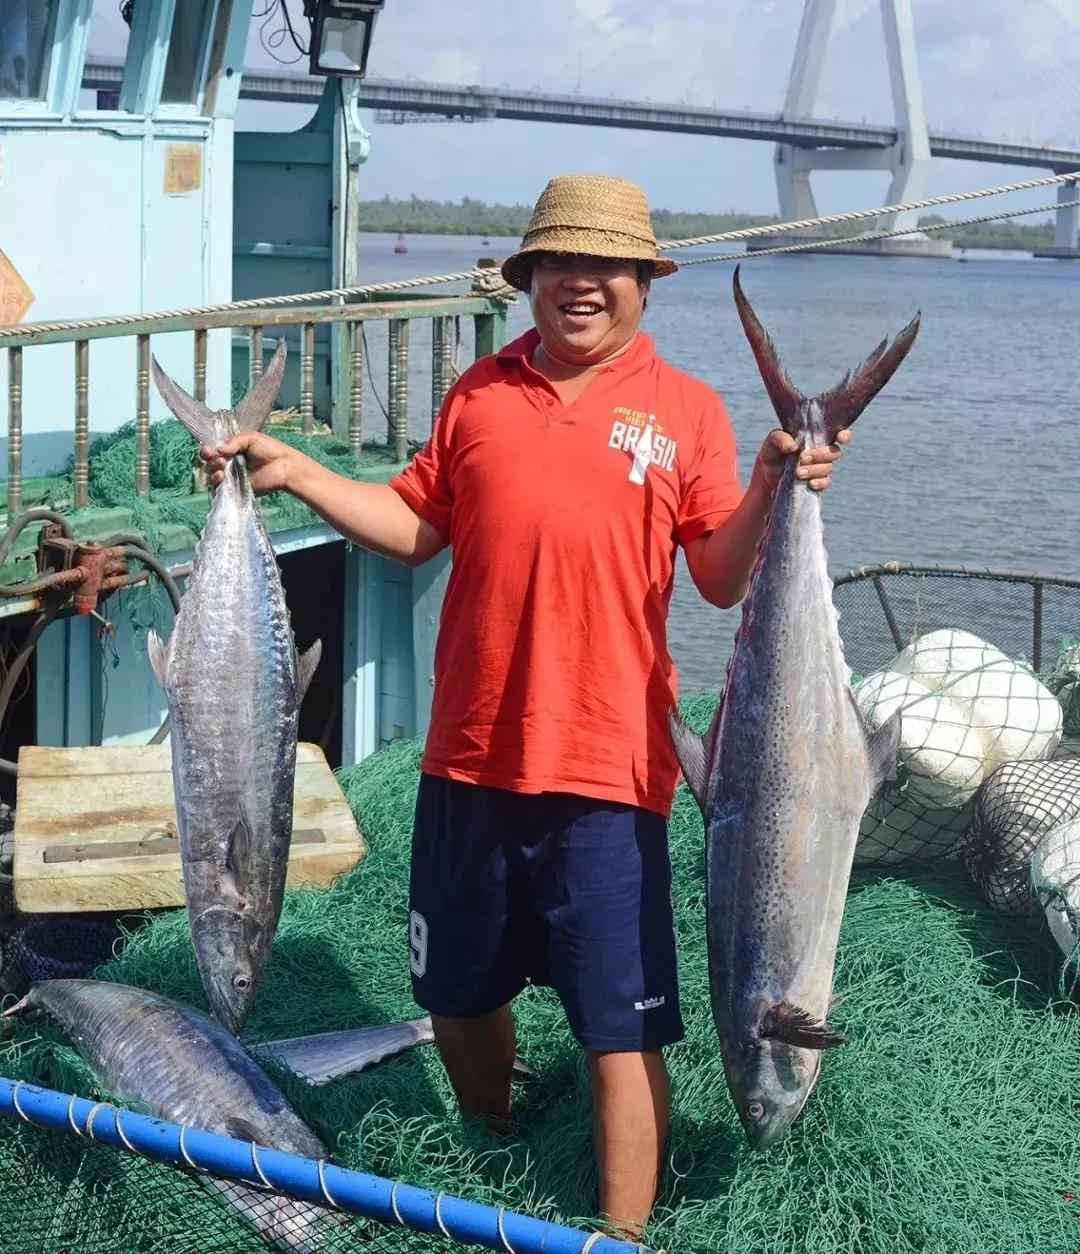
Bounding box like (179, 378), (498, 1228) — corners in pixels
(148, 342), (320, 1035)
(669, 268), (919, 1149)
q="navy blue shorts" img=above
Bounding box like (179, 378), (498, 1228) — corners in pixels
(407, 773), (684, 1052)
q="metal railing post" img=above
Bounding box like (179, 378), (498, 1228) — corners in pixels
(388, 319), (409, 462)
(249, 326), (264, 386)
(349, 321), (363, 460)
(300, 322), (315, 434)
(135, 335), (150, 497)
(74, 341), (89, 509)
(431, 316), (453, 426)
(193, 329), (207, 403)
(6, 348), (22, 516)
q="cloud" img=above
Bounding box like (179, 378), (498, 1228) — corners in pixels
(239, 1), (1080, 216)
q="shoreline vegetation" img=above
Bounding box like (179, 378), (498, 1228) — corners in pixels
(359, 195), (1054, 251)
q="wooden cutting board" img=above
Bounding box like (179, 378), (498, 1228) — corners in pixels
(13, 742), (365, 914)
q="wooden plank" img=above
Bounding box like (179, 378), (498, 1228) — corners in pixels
(13, 742), (365, 914)
(43, 829), (327, 865)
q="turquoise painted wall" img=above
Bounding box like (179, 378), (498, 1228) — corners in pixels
(0, 0), (249, 474)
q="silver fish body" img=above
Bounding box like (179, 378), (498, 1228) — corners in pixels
(670, 269), (918, 1149)
(149, 343), (319, 1035)
(7, 980), (342, 1251)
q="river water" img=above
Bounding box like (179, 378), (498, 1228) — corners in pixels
(356, 233), (1080, 691)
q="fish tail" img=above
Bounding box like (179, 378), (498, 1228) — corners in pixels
(150, 340), (287, 447)
(732, 265), (920, 444)
(230, 340), (287, 438)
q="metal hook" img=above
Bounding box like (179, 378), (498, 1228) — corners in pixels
(497, 1206), (517, 1254)
(178, 1123), (199, 1171)
(389, 1180), (405, 1226)
(84, 1102), (110, 1140)
(67, 1094), (83, 1138)
(434, 1192), (451, 1239)
(10, 1081), (30, 1123)
(250, 1141), (273, 1190)
(114, 1109), (138, 1154)
(316, 1159), (341, 1210)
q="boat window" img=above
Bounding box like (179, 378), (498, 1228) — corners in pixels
(84, 0), (131, 109)
(0, 0), (57, 100)
(161, 0), (213, 104)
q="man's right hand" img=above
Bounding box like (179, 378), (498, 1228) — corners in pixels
(200, 432), (296, 494)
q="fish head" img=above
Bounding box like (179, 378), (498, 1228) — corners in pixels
(191, 909), (268, 1034)
(727, 1039), (821, 1151)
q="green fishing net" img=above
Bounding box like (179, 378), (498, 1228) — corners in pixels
(40, 415), (420, 550)
(3, 703), (1080, 1254)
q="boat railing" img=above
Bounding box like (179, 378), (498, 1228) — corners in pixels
(1, 285), (509, 516)
(833, 561), (1080, 677)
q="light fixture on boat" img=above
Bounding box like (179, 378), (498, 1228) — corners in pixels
(304, 0), (385, 78)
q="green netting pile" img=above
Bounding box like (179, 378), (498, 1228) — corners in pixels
(2, 695), (1080, 1253)
(40, 416), (418, 551)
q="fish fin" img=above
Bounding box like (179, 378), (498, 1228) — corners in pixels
(828, 993), (845, 1013)
(225, 816), (251, 897)
(221, 1117), (266, 1145)
(760, 1000), (848, 1050)
(147, 630), (171, 690)
(667, 700), (721, 815)
(232, 340), (287, 436)
(150, 355), (221, 449)
(1, 993), (31, 1019)
(732, 266), (808, 438)
(856, 695), (902, 795)
(254, 1017), (435, 1083)
(297, 639), (322, 703)
(512, 1058), (537, 1082)
(818, 312), (921, 442)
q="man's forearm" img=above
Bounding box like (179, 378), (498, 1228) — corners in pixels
(287, 455), (445, 566)
(689, 475), (775, 608)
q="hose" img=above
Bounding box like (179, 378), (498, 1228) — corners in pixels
(0, 511), (75, 570)
(0, 603), (63, 776)
(112, 547), (183, 745)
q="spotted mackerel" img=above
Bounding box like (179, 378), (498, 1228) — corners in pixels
(669, 268), (919, 1149)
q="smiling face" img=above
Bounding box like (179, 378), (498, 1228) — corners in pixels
(528, 253), (650, 368)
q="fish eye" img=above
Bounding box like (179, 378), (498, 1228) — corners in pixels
(233, 975), (250, 992)
(747, 1101), (766, 1121)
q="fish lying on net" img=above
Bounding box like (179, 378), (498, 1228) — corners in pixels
(4, 980), (353, 1252)
(669, 267), (919, 1150)
(148, 343), (321, 1035)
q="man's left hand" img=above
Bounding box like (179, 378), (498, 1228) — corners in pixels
(753, 428), (852, 494)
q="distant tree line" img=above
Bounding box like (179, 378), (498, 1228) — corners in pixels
(358, 195), (1055, 251)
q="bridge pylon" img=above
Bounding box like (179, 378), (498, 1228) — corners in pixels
(752, 0), (950, 258)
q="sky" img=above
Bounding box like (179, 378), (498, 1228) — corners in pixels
(89, 0), (1080, 219)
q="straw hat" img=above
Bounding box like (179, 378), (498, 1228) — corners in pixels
(500, 173), (678, 292)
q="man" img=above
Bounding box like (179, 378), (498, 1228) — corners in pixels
(202, 173), (847, 1238)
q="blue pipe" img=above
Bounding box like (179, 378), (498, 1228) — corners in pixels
(0, 1077), (648, 1254)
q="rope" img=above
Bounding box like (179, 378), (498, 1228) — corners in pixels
(655, 167), (1080, 250)
(677, 195), (1080, 265)
(2, 168), (1078, 340)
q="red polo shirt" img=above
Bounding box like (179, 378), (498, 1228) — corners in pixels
(388, 327), (743, 816)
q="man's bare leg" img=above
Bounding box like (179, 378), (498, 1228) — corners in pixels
(587, 1049), (669, 1238)
(430, 1005), (517, 1129)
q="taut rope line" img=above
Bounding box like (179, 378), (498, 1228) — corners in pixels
(2, 168), (1078, 339)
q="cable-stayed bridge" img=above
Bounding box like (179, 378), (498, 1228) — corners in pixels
(83, 0), (1080, 257)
